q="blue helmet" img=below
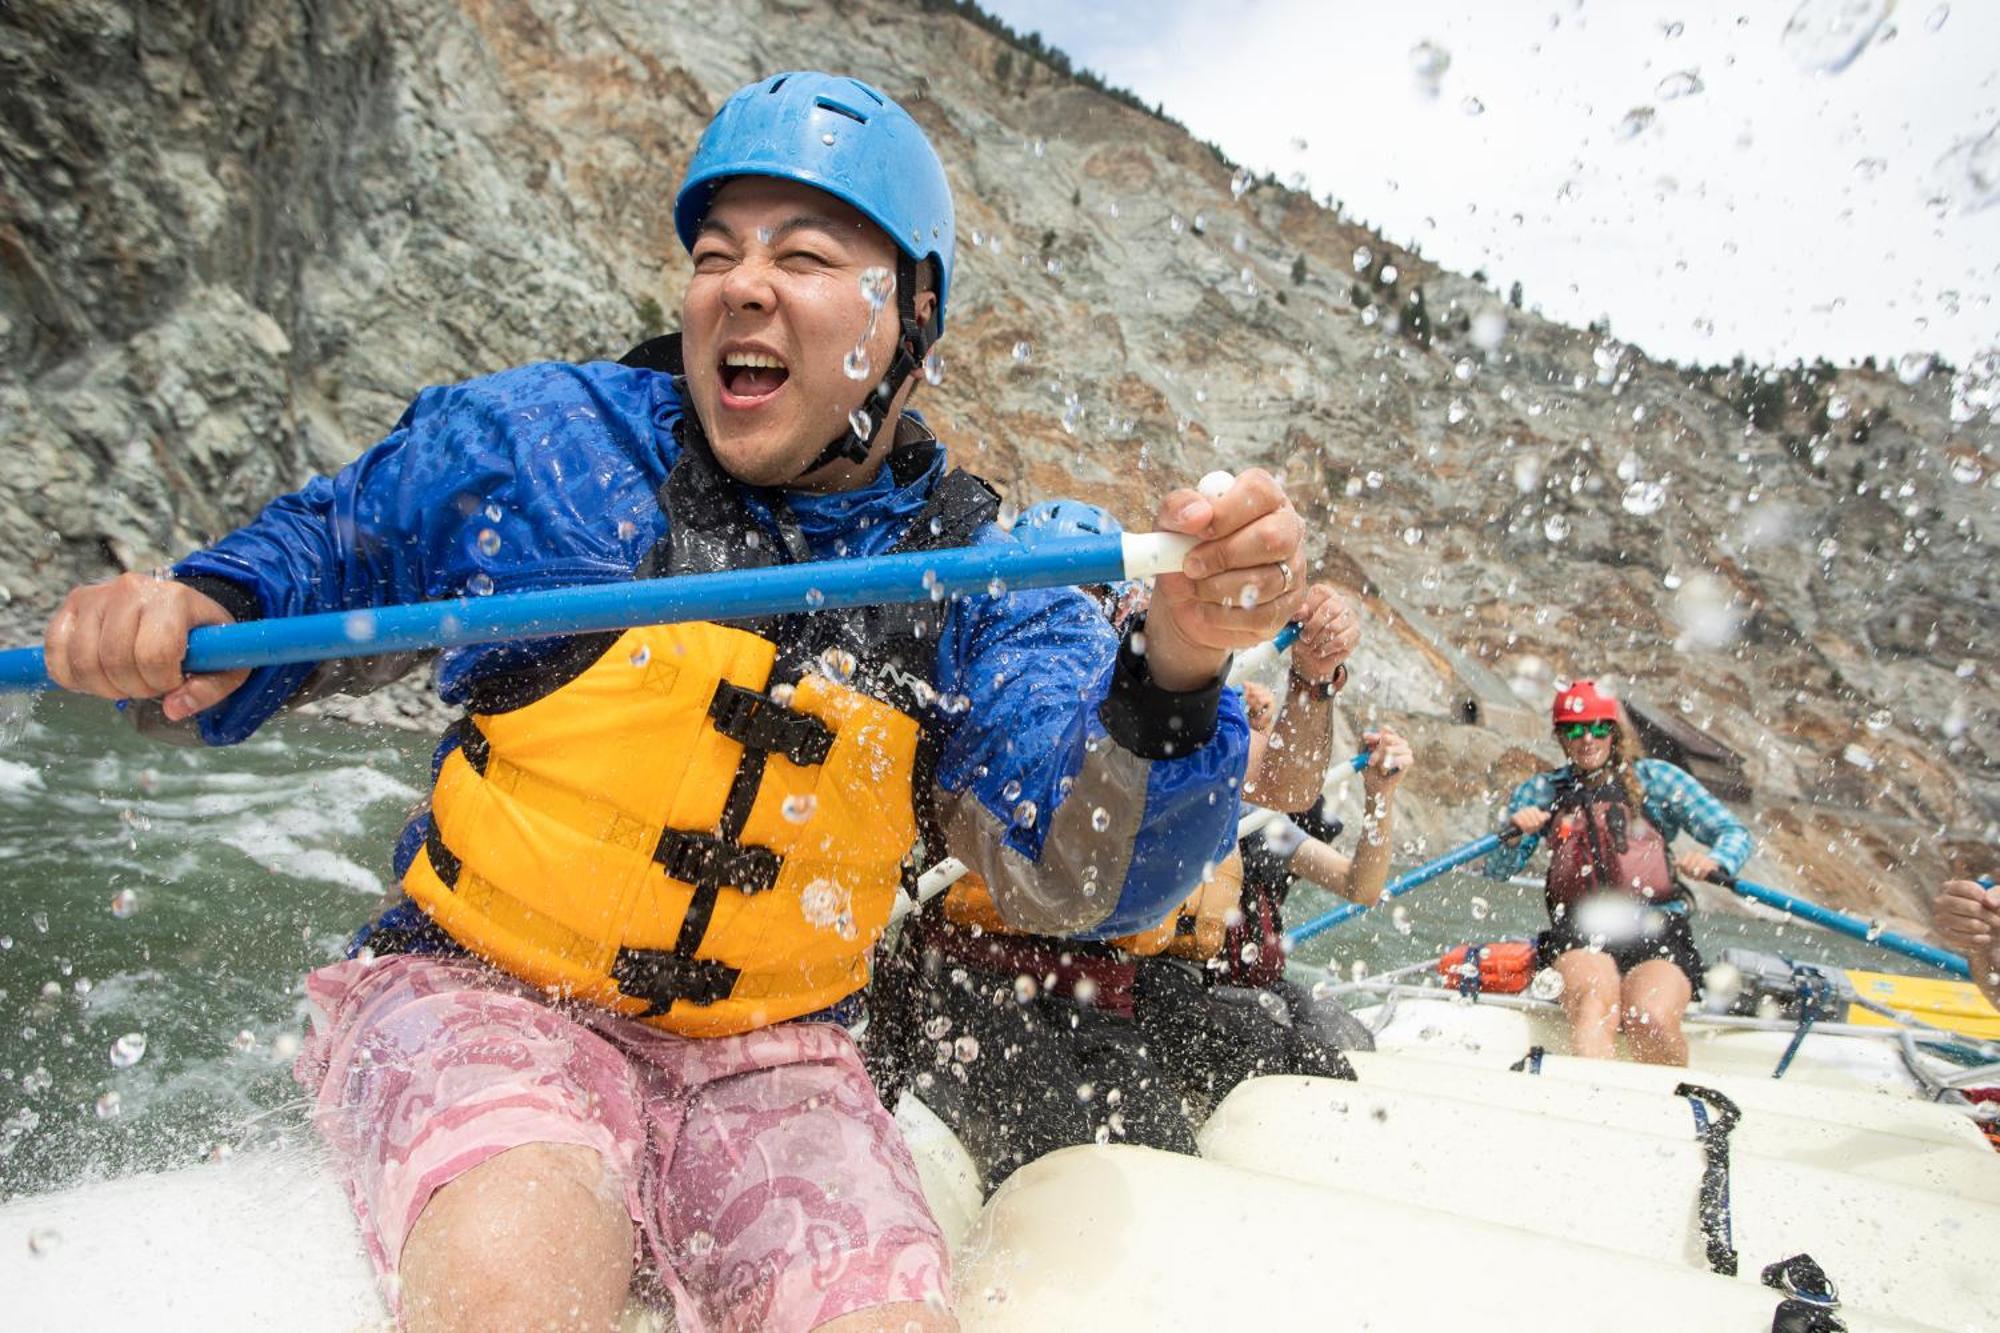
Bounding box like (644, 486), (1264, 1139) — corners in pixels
(675, 72), (956, 333)
(1015, 500), (1124, 542)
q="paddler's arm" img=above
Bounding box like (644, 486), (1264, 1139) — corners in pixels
(1639, 758), (1753, 878)
(1245, 583), (1356, 812)
(1933, 879), (2000, 1007)
(1482, 772), (1555, 880)
(931, 472), (1300, 938)
(165, 363), (666, 743)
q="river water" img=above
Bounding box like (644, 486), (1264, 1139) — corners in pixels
(0, 692), (1926, 1201)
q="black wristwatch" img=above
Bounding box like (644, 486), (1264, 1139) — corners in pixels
(1288, 662), (1346, 702)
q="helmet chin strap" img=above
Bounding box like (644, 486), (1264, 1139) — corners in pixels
(793, 251), (931, 483)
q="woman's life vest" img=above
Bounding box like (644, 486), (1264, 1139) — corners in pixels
(1221, 801), (1343, 988)
(402, 401), (1000, 1038)
(1543, 773), (1676, 920)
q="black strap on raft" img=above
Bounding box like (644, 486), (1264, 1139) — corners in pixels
(1676, 1082), (1744, 1276)
(1508, 1044), (1546, 1075)
(1772, 963), (1839, 1080)
(1764, 1254), (1845, 1332)
(1455, 944), (1486, 999)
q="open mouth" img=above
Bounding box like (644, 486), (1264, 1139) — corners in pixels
(719, 349), (790, 406)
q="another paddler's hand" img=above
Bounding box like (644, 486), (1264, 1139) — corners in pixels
(44, 572), (249, 722)
(1289, 583), (1359, 683)
(1933, 879), (2000, 956)
(1145, 469), (1305, 691)
(1241, 680), (1278, 735)
(1675, 849), (1722, 881)
(1510, 808), (1551, 836)
(1359, 728), (1412, 797)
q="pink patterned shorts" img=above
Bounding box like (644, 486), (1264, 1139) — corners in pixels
(295, 954), (949, 1332)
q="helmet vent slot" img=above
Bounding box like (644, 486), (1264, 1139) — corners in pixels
(814, 96), (870, 125)
(766, 75), (789, 94)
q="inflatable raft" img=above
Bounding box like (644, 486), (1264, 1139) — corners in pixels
(5, 958), (1997, 1331)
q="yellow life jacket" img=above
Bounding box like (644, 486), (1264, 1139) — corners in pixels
(401, 405), (999, 1037)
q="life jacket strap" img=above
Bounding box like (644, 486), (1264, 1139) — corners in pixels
(611, 946), (740, 1011)
(653, 828), (781, 895)
(708, 681), (834, 767)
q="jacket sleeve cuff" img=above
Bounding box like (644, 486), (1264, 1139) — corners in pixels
(174, 574), (264, 625)
(1096, 615), (1226, 760)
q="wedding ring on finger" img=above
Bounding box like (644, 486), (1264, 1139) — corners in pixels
(1278, 560), (1295, 594)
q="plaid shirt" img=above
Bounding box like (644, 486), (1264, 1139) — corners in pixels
(1482, 758), (1752, 881)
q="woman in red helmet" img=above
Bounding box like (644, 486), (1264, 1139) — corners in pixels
(1482, 680), (1753, 1065)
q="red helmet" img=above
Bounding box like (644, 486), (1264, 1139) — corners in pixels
(1552, 680), (1620, 725)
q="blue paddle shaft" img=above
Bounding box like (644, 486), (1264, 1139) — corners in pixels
(1712, 873), (1970, 980)
(0, 535), (1138, 693)
(1284, 829), (1516, 947)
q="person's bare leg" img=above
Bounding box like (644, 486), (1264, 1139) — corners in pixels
(814, 1303), (957, 1332)
(1553, 949), (1622, 1059)
(400, 1142), (634, 1333)
(1620, 959), (1694, 1066)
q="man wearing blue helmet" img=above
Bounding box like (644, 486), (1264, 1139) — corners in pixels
(43, 72), (1307, 1332)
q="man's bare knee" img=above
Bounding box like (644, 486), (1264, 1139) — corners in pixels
(401, 1143), (633, 1333)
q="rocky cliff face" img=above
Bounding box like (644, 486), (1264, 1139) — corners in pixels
(2, 0), (1993, 932)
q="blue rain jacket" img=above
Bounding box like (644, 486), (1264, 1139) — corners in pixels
(175, 360), (1246, 939)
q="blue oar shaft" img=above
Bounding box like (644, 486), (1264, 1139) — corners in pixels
(1285, 829), (1516, 947)
(1273, 622), (1301, 652)
(1711, 872), (1969, 980)
(0, 534), (1174, 693)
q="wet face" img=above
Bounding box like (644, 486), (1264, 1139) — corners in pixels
(680, 177), (934, 490)
(1557, 722), (1615, 773)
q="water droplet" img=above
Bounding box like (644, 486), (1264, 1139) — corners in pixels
(28, 1227), (60, 1256)
(848, 407), (873, 440)
(1926, 2), (1950, 30)
(1460, 96), (1485, 116)
(803, 588), (825, 609)
(1229, 167), (1252, 200)
(1783, 0), (1894, 73)
(477, 528), (501, 556)
(1528, 969), (1565, 1002)
(1543, 514), (1572, 543)
(1865, 918), (1885, 942)
(818, 647), (857, 684)
(1365, 470), (1385, 489)
(1011, 340), (1032, 364)
(110, 1032), (147, 1068)
(1351, 245), (1374, 273)
(466, 572), (495, 597)
(1896, 351), (1933, 383)
(1615, 106), (1657, 140)
(483, 502), (503, 524)
(1865, 707), (1893, 731)
(1621, 480), (1667, 515)
(799, 878), (849, 930)
(1379, 263), (1399, 284)
(109, 889), (139, 919)
(1409, 40), (1451, 96)
(1827, 394), (1852, 420)
(231, 1030), (256, 1053)
(1090, 806), (1111, 833)
(628, 644), (651, 669)
(842, 346), (871, 380)
(1391, 905), (1413, 936)
(342, 611), (377, 644)
(1469, 897), (1490, 921)
(615, 519), (638, 541)
(1454, 358), (1476, 382)
(1656, 70), (1704, 100)
(922, 347), (944, 386)
(781, 793), (818, 825)
(859, 266), (895, 308)
(1012, 799), (1038, 829)
(1401, 526), (1424, 546)
(94, 1090), (123, 1118)
(1013, 973), (1038, 1003)
(1470, 311), (1508, 351)
(953, 1035), (980, 1063)
(1447, 398), (1469, 424)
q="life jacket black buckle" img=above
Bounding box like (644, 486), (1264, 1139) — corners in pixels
(655, 828), (781, 893)
(610, 947), (741, 1010)
(709, 681), (835, 767)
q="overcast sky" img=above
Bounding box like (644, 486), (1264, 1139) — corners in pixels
(980, 0), (1999, 371)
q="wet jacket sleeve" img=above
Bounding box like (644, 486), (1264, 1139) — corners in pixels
(928, 553), (1250, 940)
(1639, 759), (1754, 874)
(1483, 771), (1556, 880)
(170, 363), (665, 745)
